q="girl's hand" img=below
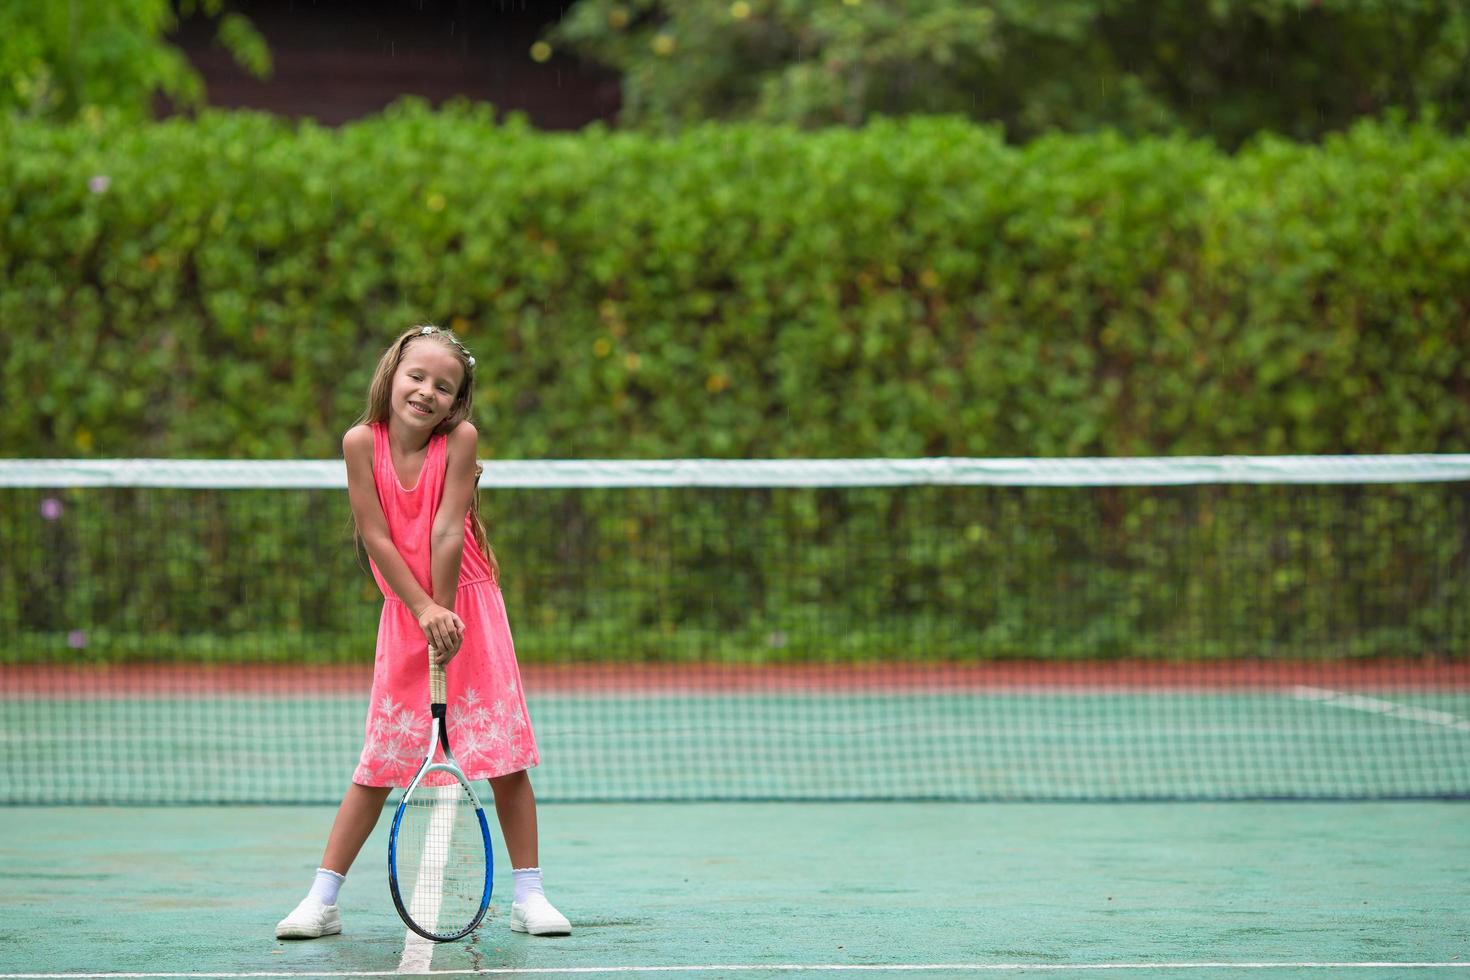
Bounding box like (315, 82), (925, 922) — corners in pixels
(433, 638), (462, 667)
(417, 603), (464, 662)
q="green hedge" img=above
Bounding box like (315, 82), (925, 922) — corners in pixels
(2, 100), (1468, 460)
(5, 482), (1464, 665)
(3, 103), (1469, 664)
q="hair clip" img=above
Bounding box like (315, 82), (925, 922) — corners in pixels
(420, 325), (437, 335)
(467, 356), (476, 368)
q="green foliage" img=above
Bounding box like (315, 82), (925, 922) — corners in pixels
(547, 0), (1470, 146)
(3, 106), (1468, 664)
(5, 482), (1463, 665)
(3, 103), (1468, 462)
(0, 0), (269, 121)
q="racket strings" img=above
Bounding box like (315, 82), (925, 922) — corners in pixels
(396, 781), (489, 938)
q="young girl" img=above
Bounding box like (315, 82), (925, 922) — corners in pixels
(276, 324), (571, 940)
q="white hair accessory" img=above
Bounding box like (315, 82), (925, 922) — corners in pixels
(420, 325), (437, 335)
(467, 356), (476, 368)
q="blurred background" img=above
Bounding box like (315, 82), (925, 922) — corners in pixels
(163, 0), (619, 129)
(4, 0), (1470, 460)
(3, 0), (1470, 463)
(3, 0), (1470, 790)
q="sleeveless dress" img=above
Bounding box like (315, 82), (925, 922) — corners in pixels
(352, 421), (539, 787)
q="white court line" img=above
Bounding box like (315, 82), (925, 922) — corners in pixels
(397, 933), (435, 974)
(396, 785), (461, 973)
(1293, 686), (1470, 731)
(4, 964), (1470, 978)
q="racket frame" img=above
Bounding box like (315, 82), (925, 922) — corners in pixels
(387, 647), (493, 943)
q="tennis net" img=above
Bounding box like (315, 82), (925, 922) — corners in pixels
(2, 456), (1467, 803)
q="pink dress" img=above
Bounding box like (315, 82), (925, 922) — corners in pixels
(352, 421), (539, 787)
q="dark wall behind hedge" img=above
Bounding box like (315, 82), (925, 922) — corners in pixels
(4, 101), (1468, 460)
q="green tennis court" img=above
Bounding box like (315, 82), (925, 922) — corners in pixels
(4, 683), (1470, 803)
(3, 461), (1468, 976)
(3, 679), (1467, 975)
(1, 801), (1465, 977)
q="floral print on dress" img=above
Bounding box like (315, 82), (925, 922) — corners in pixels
(359, 694), (428, 784)
(356, 681), (536, 787)
(445, 684), (532, 772)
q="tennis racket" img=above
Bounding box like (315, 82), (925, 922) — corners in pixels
(387, 643), (493, 942)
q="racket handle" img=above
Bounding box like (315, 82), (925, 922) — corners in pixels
(429, 644), (447, 704)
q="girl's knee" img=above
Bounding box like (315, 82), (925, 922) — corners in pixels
(489, 769), (530, 790)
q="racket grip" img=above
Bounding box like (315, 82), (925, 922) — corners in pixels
(429, 644), (447, 704)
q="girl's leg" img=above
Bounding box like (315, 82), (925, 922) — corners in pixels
(321, 782), (394, 874)
(277, 782), (391, 939)
(488, 769), (539, 868)
(489, 769), (569, 934)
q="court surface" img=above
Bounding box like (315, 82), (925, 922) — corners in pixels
(0, 800), (1465, 978)
(6, 680), (1469, 803)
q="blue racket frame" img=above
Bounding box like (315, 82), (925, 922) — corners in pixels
(387, 704), (494, 943)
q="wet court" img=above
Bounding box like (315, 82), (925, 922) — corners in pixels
(1, 800), (1465, 978)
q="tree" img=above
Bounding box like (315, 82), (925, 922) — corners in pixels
(545, 0), (1470, 146)
(0, 0), (269, 121)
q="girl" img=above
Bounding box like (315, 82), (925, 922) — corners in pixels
(276, 325), (571, 940)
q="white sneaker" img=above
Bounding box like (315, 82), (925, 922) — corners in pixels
(509, 893), (571, 935)
(275, 895), (342, 939)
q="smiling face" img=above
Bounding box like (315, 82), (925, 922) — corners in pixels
(390, 339), (466, 434)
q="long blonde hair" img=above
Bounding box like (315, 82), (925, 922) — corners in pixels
(353, 324), (499, 582)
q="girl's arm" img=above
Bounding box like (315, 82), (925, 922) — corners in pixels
(343, 424), (463, 654)
(427, 422), (479, 661)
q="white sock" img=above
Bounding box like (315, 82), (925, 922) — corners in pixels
(512, 867), (544, 903)
(308, 867), (345, 906)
